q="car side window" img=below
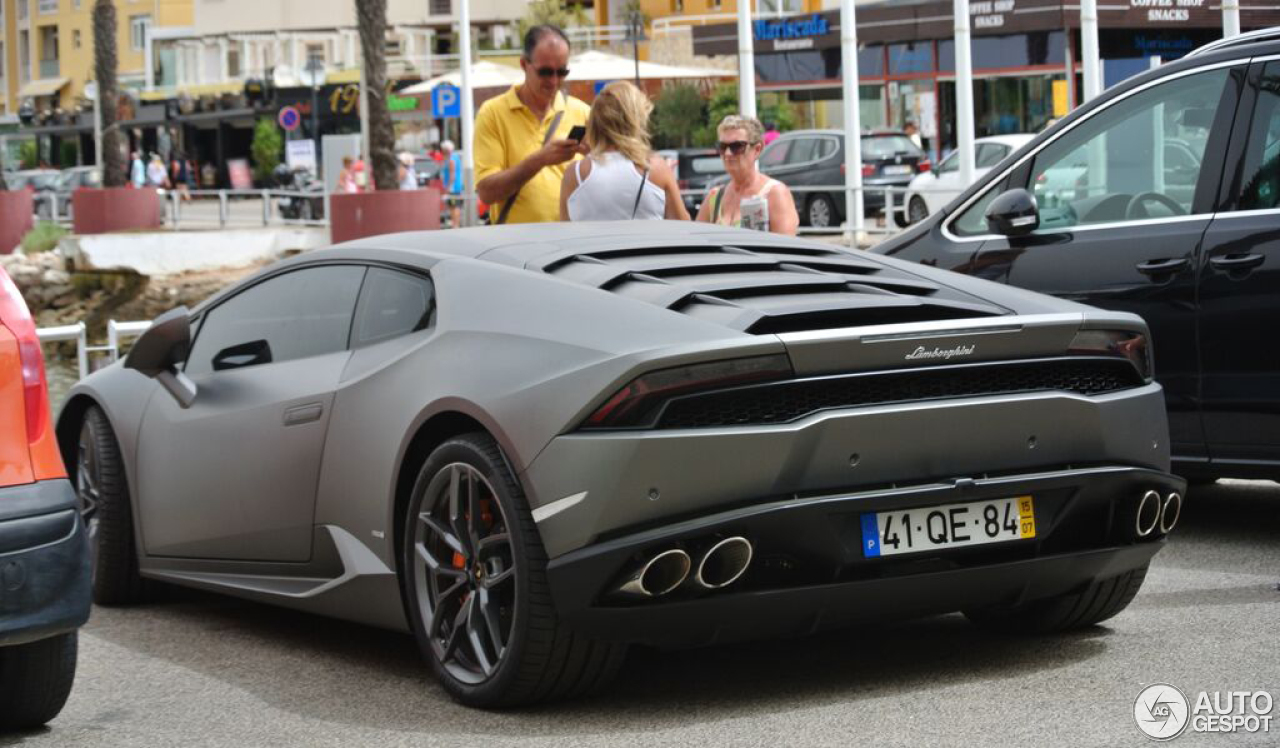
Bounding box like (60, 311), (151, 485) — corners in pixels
(976, 144), (1009, 169)
(185, 265), (366, 376)
(816, 138), (839, 160)
(952, 68), (1229, 237)
(759, 141), (789, 169)
(786, 138), (818, 165)
(1233, 61), (1280, 211)
(352, 268), (436, 347)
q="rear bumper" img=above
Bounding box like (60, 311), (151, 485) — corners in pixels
(546, 466), (1181, 647)
(0, 479), (91, 646)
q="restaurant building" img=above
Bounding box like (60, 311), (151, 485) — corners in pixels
(693, 0), (1280, 159)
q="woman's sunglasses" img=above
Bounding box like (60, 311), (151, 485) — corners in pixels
(534, 66), (571, 79)
(716, 140), (753, 156)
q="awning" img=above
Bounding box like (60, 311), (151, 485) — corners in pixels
(140, 82), (243, 101)
(565, 50), (736, 82)
(399, 61), (523, 94)
(18, 77), (70, 99)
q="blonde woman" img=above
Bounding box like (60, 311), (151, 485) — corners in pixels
(696, 114), (798, 235)
(560, 81), (689, 221)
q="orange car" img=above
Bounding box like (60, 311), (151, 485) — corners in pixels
(0, 266), (89, 728)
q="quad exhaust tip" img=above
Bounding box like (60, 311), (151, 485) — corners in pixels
(693, 536), (754, 590)
(1136, 490), (1162, 538)
(613, 549), (691, 599)
(1161, 492), (1182, 534)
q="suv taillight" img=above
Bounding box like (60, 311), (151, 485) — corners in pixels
(917, 160), (931, 173)
(582, 354), (793, 429)
(0, 270), (51, 444)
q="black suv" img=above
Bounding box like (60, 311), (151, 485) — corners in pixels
(874, 29), (1280, 483)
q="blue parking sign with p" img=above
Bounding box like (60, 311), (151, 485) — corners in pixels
(432, 84), (461, 118)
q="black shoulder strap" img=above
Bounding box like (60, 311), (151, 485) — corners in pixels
(711, 186), (724, 223)
(631, 167), (651, 219)
(495, 109), (566, 225)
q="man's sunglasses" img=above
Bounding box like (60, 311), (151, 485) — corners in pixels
(716, 140), (753, 155)
(534, 66), (571, 79)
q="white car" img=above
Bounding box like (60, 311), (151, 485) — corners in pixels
(902, 134), (1035, 225)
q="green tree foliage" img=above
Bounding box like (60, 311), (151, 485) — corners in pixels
(18, 140), (39, 169)
(696, 83), (796, 146)
(250, 118), (283, 182)
(651, 84), (707, 149)
(59, 140), (79, 168)
(516, 1), (590, 43)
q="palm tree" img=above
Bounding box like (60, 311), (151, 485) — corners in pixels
(93, 0), (126, 187)
(356, 0), (396, 191)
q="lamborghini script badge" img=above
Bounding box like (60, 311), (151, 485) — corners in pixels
(905, 344), (976, 361)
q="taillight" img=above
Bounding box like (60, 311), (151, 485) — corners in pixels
(1068, 329), (1153, 382)
(678, 179), (689, 189)
(0, 270), (50, 444)
(918, 160), (931, 173)
(861, 164), (875, 177)
(583, 354), (793, 429)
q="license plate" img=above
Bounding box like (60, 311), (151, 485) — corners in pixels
(883, 164), (913, 175)
(861, 496), (1035, 558)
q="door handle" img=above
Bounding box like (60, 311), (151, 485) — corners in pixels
(283, 403), (323, 426)
(1209, 253), (1265, 272)
(1135, 258), (1189, 276)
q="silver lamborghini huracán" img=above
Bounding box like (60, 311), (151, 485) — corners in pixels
(58, 222), (1184, 707)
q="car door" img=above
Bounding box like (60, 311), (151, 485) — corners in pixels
(1196, 59), (1280, 467)
(134, 264), (366, 561)
(962, 64), (1246, 463)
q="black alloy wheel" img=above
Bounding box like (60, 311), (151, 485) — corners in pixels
(75, 418), (102, 572)
(74, 406), (147, 604)
(403, 433), (627, 707)
(412, 460), (516, 685)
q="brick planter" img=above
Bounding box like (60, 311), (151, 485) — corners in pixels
(330, 189), (441, 244)
(0, 190), (33, 255)
(72, 187), (162, 235)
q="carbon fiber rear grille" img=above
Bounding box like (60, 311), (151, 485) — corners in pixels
(655, 358), (1145, 430)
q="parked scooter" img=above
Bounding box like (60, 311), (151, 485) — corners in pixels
(274, 165), (324, 221)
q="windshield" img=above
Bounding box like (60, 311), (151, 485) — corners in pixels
(689, 157), (725, 175)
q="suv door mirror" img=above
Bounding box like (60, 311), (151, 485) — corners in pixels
(985, 189), (1040, 237)
(124, 306), (198, 408)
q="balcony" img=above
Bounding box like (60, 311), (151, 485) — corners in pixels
(40, 58), (60, 78)
(39, 0), (58, 15)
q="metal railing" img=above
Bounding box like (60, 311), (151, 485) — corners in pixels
(30, 188), (329, 230)
(36, 319), (149, 380)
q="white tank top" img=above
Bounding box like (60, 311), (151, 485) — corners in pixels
(567, 151), (666, 221)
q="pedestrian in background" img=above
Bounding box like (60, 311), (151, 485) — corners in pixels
(905, 121), (923, 150)
(474, 24), (590, 224)
(763, 121), (781, 146)
(441, 140), (463, 228)
(397, 153), (418, 190)
(559, 81), (688, 222)
(696, 115), (798, 235)
(336, 156), (359, 194)
(130, 151), (146, 188)
(146, 154), (170, 189)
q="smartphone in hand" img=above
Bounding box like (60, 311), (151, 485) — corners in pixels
(566, 125), (587, 142)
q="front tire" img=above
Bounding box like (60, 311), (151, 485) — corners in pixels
(965, 564), (1149, 633)
(908, 196), (930, 225)
(76, 406), (147, 605)
(0, 632), (78, 728)
(402, 433), (626, 708)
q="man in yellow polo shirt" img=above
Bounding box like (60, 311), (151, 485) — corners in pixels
(475, 25), (591, 224)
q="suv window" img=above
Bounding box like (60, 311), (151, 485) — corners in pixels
(186, 265), (366, 376)
(352, 268), (435, 347)
(976, 143), (1009, 168)
(759, 140), (789, 168)
(952, 67), (1228, 236)
(1235, 61), (1280, 211)
(816, 137), (838, 160)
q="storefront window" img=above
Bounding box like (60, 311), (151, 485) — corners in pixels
(889, 43), (933, 75)
(939, 32), (1066, 71)
(938, 75), (1062, 154)
(861, 84), (885, 130)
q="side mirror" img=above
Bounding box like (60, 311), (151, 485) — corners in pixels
(985, 189), (1040, 237)
(124, 306), (198, 408)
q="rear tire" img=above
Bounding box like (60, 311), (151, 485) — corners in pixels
(0, 632), (78, 728)
(908, 196), (930, 225)
(402, 433), (626, 708)
(965, 564), (1149, 633)
(77, 406), (148, 605)
(806, 194), (836, 228)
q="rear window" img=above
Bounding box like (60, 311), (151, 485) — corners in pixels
(862, 136), (921, 159)
(689, 157), (725, 175)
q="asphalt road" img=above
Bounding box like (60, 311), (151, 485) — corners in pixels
(3, 480), (1277, 748)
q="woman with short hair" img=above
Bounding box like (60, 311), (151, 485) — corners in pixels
(559, 81), (689, 221)
(696, 114), (798, 235)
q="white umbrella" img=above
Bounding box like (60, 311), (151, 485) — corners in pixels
(400, 61), (524, 95)
(565, 50), (736, 82)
